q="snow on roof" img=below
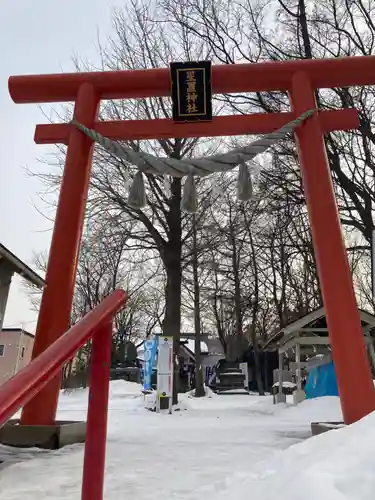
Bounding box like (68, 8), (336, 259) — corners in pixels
(182, 339), (208, 354)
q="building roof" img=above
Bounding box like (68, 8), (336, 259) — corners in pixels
(0, 243), (45, 288)
(180, 339), (208, 354)
(1, 327), (35, 339)
(263, 306), (375, 351)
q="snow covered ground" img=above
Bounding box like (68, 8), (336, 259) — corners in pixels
(0, 381), (374, 500)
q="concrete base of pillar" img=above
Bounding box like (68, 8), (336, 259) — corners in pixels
(0, 419), (86, 449)
(311, 421), (345, 436)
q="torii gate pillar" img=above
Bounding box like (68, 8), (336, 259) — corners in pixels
(8, 55), (375, 426)
(290, 72), (375, 423)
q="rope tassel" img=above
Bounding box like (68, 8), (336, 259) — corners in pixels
(71, 110), (314, 186)
(237, 162), (253, 202)
(181, 174), (198, 213)
(128, 171), (147, 209)
(70, 110), (315, 211)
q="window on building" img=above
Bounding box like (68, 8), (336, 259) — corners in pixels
(0, 344), (5, 357)
(21, 347), (25, 358)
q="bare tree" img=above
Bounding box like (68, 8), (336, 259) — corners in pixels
(162, 0), (375, 302)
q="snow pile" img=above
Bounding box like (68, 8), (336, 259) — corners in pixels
(279, 396), (342, 424)
(1, 380), (373, 500)
(214, 406), (375, 500)
(185, 386), (217, 399)
(108, 379), (143, 396)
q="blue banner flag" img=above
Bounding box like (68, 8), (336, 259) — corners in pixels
(143, 336), (158, 391)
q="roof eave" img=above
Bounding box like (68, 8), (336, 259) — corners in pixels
(0, 243), (45, 288)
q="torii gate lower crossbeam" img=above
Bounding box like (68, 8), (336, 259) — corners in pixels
(9, 55), (375, 426)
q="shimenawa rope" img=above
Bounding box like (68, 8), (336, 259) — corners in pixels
(71, 109), (314, 213)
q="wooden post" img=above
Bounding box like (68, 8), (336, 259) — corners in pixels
(274, 350), (286, 404)
(278, 351), (283, 397)
(0, 261), (14, 332)
(295, 343), (301, 391)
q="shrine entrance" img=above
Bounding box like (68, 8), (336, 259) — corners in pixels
(9, 55), (375, 425)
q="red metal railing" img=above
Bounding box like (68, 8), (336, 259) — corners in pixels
(0, 289), (127, 500)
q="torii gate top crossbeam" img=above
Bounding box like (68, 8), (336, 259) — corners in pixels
(9, 55), (375, 104)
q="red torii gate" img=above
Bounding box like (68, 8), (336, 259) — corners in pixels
(9, 55), (375, 426)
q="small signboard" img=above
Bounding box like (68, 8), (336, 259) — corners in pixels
(156, 336), (174, 414)
(170, 61), (212, 122)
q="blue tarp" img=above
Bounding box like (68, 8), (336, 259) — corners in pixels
(305, 360), (339, 399)
(143, 336), (159, 391)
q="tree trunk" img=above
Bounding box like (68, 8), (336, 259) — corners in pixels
(192, 213), (205, 397)
(246, 215), (264, 395)
(250, 325), (265, 396)
(229, 223), (242, 338)
(163, 176), (182, 404)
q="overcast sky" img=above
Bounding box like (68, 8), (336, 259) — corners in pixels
(1, 0), (122, 332)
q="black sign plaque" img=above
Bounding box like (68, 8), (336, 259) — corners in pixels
(170, 61), (212, 122)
